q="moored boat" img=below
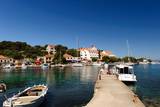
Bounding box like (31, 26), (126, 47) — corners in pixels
(116, 64), (137, 82)
(3, 84), (48, 107)
(72, 63), (83, 67)
(92, 62), (102, 66)
(41, 63), (49, 69)
(21, 63), (28, 70)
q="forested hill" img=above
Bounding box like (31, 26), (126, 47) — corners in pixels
(0, 41), (47, 59)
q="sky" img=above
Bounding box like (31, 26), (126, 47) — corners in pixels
(0, 0), (160, 59)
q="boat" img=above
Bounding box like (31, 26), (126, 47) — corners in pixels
(55, 64), (66, 67)
(139, 60), (150, 65)
(71, 37), (84, 67)
(3, 84), (48, 107)
(41, 63), (49, 69)
(21, 63), (28, 70)
(125, 62), (135, 66)
(125, 40), (135, 66)
(72, 63), (83, 67)
(115, 64), (137, 82)
(3, 64), (15, 70)
(151, 61), (160, 64)
(92, 62), (102, 66)
(0, 83), (6, 92)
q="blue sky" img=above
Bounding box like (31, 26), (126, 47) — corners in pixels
(0, 0), (160, 59)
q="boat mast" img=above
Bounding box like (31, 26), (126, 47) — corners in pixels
(77, 37), (79, 57)
(126, 40), (130, 62)
(59, 50), (61, 64)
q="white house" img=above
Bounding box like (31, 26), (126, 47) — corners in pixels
(79, 45), (99, 61)
(46, 44), (56, 55)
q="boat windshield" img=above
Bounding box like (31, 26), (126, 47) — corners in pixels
(118, 67), (133, 74)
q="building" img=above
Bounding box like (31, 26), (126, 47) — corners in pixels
(46, 44), (56, 55)
(63, 54), (81, 62)
(100, 50), (116, 60)
(43, 44), (56, 64)
(79, 45), (99, 61)
(0, 55), (14, 63)
(43, 54), (54, 64)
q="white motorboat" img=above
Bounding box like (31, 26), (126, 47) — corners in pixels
(139, 59), (150, 65)
(125, 62), (135, 66)
(41, 64), (49, 69)
(92, 62), (102, 66)
(72, 63), (83, 67)
(55, 64), (66, 67)
(116, 64), (137, 82)
(3, 84), (48, 107)
(21, 63), (28, 70)
(151, 61), (160, 64)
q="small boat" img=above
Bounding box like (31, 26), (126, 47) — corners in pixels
(115, 64), (137, 82)
(55, 64), (66, 67)
(92, 62), (102, 66)
(41, 63), (49, 69)
(72, 63), (83, 67)
(0, 83), (6, 92)
(3, 85), (48, 107)
(125, 62), (135, 66)
(21, 63), (28, 70)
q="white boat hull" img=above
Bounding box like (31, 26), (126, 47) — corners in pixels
(3, 85), (48, 107)
(10, 96), (45, 107)
(118, 74), (137, 82)
(72, 63), (83, 67)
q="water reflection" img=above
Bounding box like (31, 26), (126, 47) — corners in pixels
(0, 66), (99, 107)
(132, 65), (160, 107)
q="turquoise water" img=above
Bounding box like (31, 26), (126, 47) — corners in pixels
(0, 66), (99, 107)
(133, 64), (160, 107)
(0, 65), (160, 107)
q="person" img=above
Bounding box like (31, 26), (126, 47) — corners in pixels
(98, 68), (104, 80)
(100, 68), (104, 74)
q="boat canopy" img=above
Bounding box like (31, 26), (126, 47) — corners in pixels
(116, 64), (133, 74)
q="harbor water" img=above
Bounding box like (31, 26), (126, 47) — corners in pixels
(131, 64), (160, 107)
(0, 65), (160, 107)
(0, 66), (99, 107)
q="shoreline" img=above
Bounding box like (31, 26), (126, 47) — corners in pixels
(86, 74), (145, 107)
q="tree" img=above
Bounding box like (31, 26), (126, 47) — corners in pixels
(66, 49), (79, 57)
(102, 56), (110, 63)
(0, 41), (47, 60)
(122, 56), (137, 63)
(92, 58), (98, 62)
(102, 56), (119, 63)
(53, 45), (68, 64)
(110, 57), (119, 63)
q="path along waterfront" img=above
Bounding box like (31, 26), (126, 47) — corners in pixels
(86, 73), (145, 107)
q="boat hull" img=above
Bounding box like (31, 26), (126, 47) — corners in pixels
(3, 85), (48, 107)
(12, 96), (45, 107)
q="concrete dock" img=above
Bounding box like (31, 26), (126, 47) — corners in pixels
(86, 74), (145, 107)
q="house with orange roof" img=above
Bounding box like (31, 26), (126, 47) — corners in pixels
(100, 50), (116, 60)
(79, 45), (99, 61)
(63, 54), (81, 62)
